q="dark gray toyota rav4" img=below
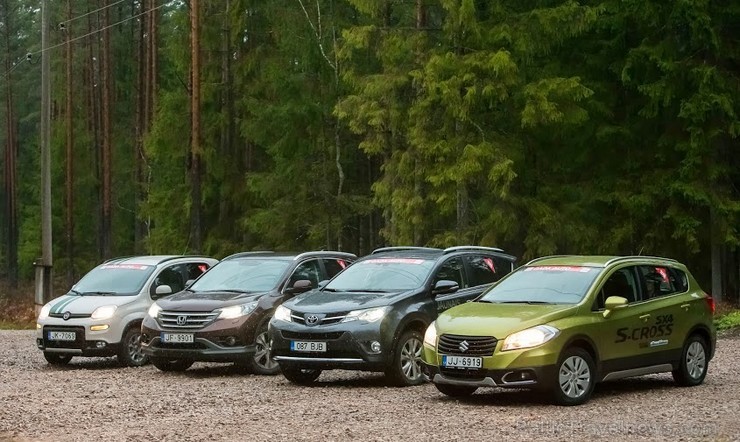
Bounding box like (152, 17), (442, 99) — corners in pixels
(269, 246), (516, 386)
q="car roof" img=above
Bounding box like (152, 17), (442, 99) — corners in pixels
(103, 255), (215, 266)
(222, 251), (357, 262)
(364, 246), (516, 262)
(525, 255), (681, 268)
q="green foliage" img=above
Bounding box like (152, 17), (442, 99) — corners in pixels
(715, 310), (740, 332)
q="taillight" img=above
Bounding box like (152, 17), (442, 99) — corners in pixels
(705, 294), (715, 315)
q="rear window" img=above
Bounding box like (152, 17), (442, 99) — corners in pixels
(479, 265), (599, 304)
(466, 255), (513, 287)
(638, 265), (689, 300)
(74, 264), (155, 295)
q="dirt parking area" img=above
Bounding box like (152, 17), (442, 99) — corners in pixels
(1, 330), (738, 441)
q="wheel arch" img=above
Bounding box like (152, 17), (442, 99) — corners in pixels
(685, 325), (714, 359)
(562, 334), (600, 374)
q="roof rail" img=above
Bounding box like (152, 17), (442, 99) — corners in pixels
(293, 251), (358, 261)
(524, 255), (576, 266)
(604, 255), (679, 267)
(443, 246), (504, 255)
(371, 246), (441, 255)
(222, 251), (275, 261)
(102, 256), (134, 264)
(157, 255), (213, 264)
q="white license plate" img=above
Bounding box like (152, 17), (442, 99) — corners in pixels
(442, 355), (482, 369)
(290, 341), (326, 352)
(161, 333), (194, 343)
(48, 331), (76, 341)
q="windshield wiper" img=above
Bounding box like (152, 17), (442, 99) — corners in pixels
(321, 287), (338, 292)
(218, 289), (253, 294)
(347, 289), (389, 293)
(82, 291), (118, 296)
(499, 300), (554, 305)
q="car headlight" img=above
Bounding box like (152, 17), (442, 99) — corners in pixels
(91, 305), (118, 320)
(218, 301), (258, 319)
(274, 305), (292, 322)
(501, 325), (559, 351)
(342, 306), (390, 323)
(423, 322), (437, 347)
(147, 303), (162, 318)
(38, 304), (51, 321)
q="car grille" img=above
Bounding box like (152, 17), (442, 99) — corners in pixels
(440, 367), (488, 381)
(280, 331), (345, 340)
(42, 325), (86, 349)
(438, 334), (497, 356)
(289, 312), (349, 326)
(49, 312), (91, 319)
(157, 311), (219, 330)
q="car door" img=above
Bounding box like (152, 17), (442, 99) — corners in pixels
(285, 259), (323, 294)
(588, 265), (657, 374)
(431, 257), (477, 313)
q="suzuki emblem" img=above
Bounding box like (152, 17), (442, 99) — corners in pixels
(459, 340), (469, 353)
(176, 315), (188, 326)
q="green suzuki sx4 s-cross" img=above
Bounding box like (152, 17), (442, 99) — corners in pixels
(421, 256), (716, 405)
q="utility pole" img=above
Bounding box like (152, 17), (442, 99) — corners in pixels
(35, 0), (53, 312)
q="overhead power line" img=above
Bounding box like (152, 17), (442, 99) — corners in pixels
(58, 0), (127, 28)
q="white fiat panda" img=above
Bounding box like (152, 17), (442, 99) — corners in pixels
(36, 255), (218, 366)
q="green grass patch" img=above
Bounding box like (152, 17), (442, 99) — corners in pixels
(715, 310), (740, 332)
(0, 319), (35, 330)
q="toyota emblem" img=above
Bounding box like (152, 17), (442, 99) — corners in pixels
(305, 314), (319, 325)
(176, 315), (188, 326)
(458, 340), (469, 353)
(62, 311), (71, 321)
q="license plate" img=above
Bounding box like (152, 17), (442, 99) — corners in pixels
(290, 341), (326, 352)
(48, 331), (76, 341)
(161, 333), (194, 343)
(442, 355), (482, 369)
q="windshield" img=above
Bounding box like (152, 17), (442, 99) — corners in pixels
(189, 259), (291, 293)
(325, 258), (435, 292)
(479, 265), (600, 304)
(73, 264), (155, 295)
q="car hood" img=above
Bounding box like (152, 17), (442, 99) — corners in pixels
(285, 289), (406, 313)
(46, 293), (135, 315)
(155, 290), (267, 312)
(435, 302), (579, 338)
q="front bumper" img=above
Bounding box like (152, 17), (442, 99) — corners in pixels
(36, 324), (120, 357)
(421, 361), (557, 389)
(269, 319), (388, 371)
(140, 315), (257, 362)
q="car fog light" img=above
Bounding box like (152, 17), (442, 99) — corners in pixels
(370, 341), (381, 353)
(96, 342), (107, 348)
(90, 325), (109, 331)
(36, 323), (41, 329)
(226, 336), (237, 346)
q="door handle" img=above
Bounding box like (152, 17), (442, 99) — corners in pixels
(639, 314), (651, 322)
(681, 303), (691, 311)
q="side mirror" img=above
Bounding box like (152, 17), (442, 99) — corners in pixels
(603, 296), (628, 318)
(185, 279), (195, 287)
(285, 279), (312, 295)
(433, 280), (459, 295)
(154, 285), (173, 298)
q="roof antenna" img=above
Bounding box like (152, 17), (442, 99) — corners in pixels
(637, 247), (644, 256)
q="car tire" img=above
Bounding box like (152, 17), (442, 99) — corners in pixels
(385, 330), (425, 387)
(117, 326), (149, 367)
(553, 347), (596, 406)
(434, 383), (477, 397)
(248, 321), (280, 375)
(672, 334), (709, 387)
(43, 352), (72, 365)
(151, 358), (194, 372)
(281, 365), (321, 385)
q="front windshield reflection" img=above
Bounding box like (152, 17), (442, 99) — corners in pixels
(74, 264), (155, 295)
(325, 258), (435, 292)
(480, 266), (600, 304)
(189, 259), (291, 293)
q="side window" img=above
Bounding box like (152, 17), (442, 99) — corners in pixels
(186, 262), (210, 283)
(594, 267), (638, 310)
(323, 258), (349, 280)
(466, 255), (509, 287)
(150, 265), (186, 297)
(638, 265), (688, 300)
(288, 260), (322, 289)
(433, 258), (465, 289)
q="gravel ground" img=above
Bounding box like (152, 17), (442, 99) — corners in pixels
(1, 330), (738, 442)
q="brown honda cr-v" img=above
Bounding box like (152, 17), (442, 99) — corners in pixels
(140, 251), (355, 374)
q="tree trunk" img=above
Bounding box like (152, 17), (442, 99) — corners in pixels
(134, 0), (146, 252)
(189, 0), (203, 253)
(101, 0), (113, 258)
(711, 206), (723, 302)
(65, 0), (75, 285)
(2, 0), (18, 287)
